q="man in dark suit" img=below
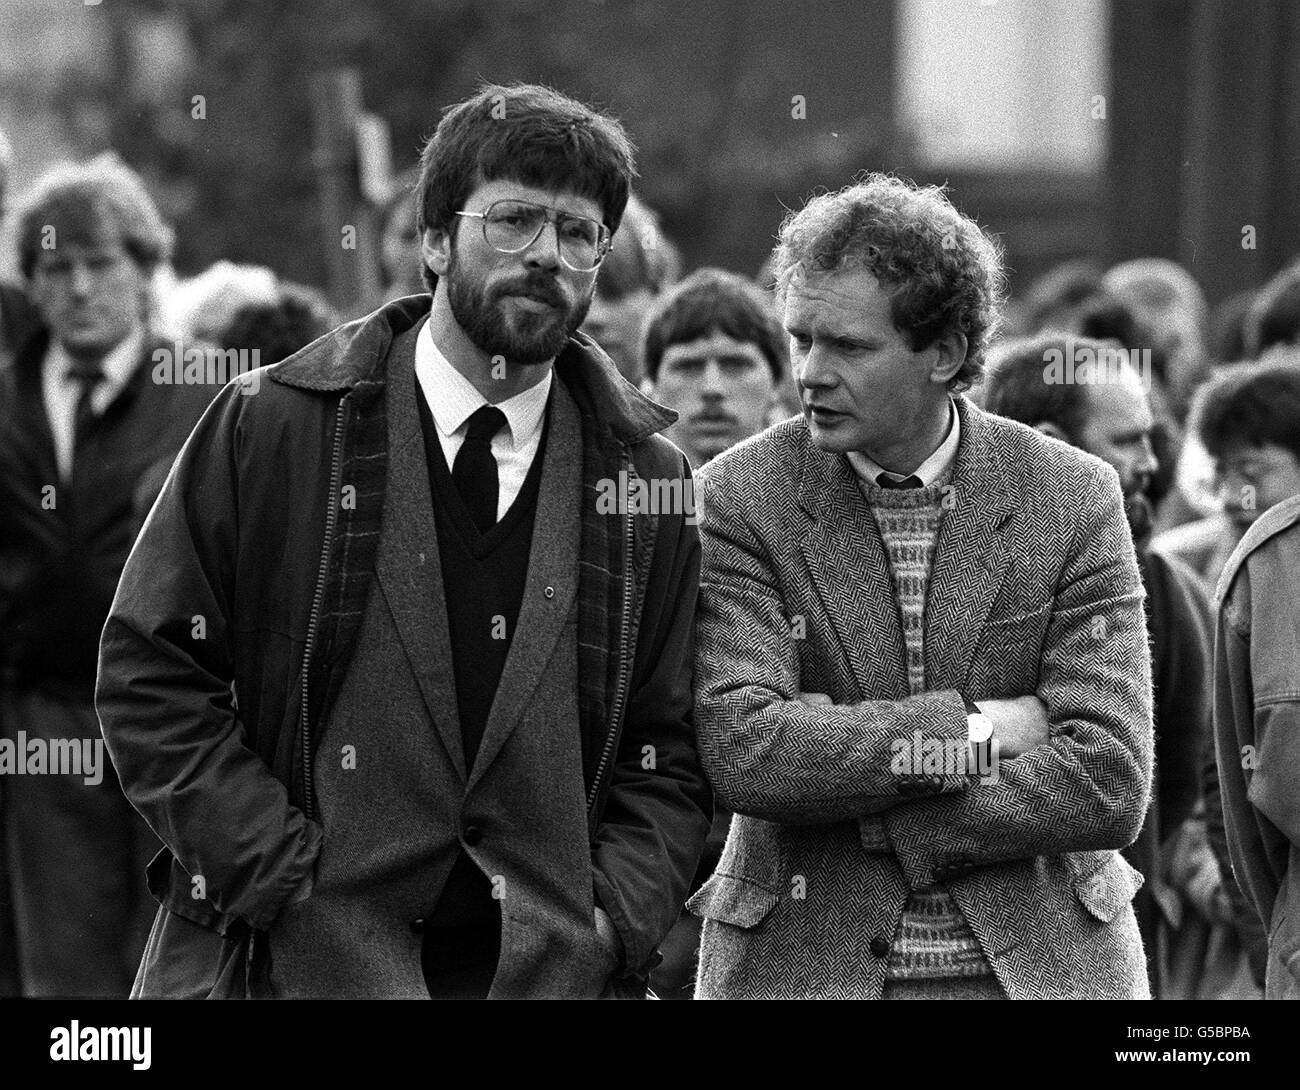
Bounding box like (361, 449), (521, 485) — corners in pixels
(0, 156), (221, 996)
(690, 174), (1154, 998)
(97, 84), (710, 999)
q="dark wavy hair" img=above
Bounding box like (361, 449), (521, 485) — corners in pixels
(415, 83), (637, 293)
(1193, 357), (1300, 463)
(16, 154), (172, 281)
(982, 332), (1109, 442)
(770, 173), (1005, 392)
(641, 267), (786, 383)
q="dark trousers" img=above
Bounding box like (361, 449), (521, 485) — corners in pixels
(1, 687), (158, 997)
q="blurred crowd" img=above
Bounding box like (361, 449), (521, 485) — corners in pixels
(2, 119), (1299, 1000)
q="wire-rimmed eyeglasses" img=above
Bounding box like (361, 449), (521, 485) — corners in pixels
(454, 199), (612, 272)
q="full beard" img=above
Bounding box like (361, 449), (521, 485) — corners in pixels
(1124, 489), (1155, 545)
(447, 259), (591, 366)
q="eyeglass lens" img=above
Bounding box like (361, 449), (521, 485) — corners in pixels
(483, 201), (605, 268)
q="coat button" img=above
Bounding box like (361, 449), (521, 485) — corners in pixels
(544, 585), (555, 599)
(462, 824), (482, 846)
(412, 917), (425, 933)
(869, 936), (890, 958)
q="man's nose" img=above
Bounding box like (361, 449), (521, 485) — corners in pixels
(68, 261), (94, 297)
(798, 345), (834, 388)
(1136, 436), (1158, 478)
(701, 360), (727, 396)
(523, 220), (562, 271)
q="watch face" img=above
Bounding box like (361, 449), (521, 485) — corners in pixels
(968, 714), (994, 744)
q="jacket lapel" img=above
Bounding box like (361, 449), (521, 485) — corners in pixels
(798, 441), (909, 700)
(923, 398), (1018, 692)
(467, 379), (583, 791)
(375, 344), (467, 780)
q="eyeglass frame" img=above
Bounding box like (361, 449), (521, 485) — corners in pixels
(453, 199), (613, 272)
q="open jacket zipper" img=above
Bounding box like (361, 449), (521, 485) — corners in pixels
(299, 399), (347, 822)
(586, 455), (637, 818)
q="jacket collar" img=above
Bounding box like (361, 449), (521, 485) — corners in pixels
(270, 293), (676, 445)
(795, 393), (1020, 698)
(12, 323), (169, 405)
(797, 394), (1017, 518)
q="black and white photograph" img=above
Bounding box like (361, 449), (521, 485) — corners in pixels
(0, 0), (1294, 1071)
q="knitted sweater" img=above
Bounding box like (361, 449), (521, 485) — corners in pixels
(858, 471), (994, 981)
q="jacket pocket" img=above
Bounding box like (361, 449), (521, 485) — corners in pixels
(686, 872), (781, 929)
(491, 900), (613, 999)
(130, 905), (242, 999)
(1073, 852), (1145, 923)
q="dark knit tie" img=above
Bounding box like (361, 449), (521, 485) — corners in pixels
(66, 361), (106, 462)
(876, 472), (923, 490)
(453, 405), (507, 532)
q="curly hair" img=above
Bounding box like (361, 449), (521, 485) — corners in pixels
(770, 173), (1005, 392)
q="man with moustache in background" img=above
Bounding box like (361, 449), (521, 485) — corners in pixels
(97, 83), (710, 999)
(636, 265), (786, 996)
(640, 267), (785, 471)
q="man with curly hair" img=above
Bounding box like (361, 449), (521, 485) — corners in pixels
(688, 174), (1155, 998)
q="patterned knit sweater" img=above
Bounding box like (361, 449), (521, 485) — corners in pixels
(858, 471), (994, 981)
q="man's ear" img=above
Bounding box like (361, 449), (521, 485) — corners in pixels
(1033, 420), (1071, 444)
(928, 331), (969, 385)
(421, 226), (452, 279)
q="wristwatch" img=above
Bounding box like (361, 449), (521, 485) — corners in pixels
(962, 694), (994, 775)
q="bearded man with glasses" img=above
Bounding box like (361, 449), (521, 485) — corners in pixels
(96, 83), (711, 999)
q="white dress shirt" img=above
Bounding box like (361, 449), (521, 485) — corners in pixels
(42, 325), (146, 480)
(847, 398), (961, 488)
(414, 320), (552, 522)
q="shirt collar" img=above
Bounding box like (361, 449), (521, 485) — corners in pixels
(847, 398), (961, 487)
(415, 319), (551, 451)
(46, 324), (146, 398)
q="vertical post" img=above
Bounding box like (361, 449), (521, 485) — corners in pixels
(310, 67), (382, 313)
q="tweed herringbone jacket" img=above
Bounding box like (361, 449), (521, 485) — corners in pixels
(688, 397), (1155, 999)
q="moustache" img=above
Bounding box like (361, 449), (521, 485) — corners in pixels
(495, 277), (566, 309)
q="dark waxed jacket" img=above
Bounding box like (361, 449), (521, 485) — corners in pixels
(96, 296), (711, 995)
